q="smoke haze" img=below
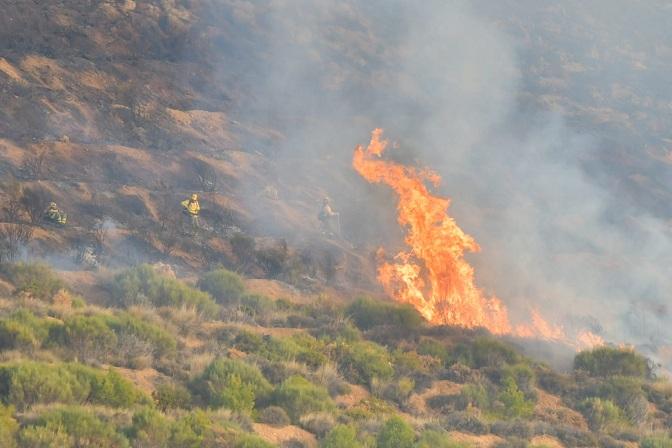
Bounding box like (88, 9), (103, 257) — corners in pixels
(201, 1), (672, 361)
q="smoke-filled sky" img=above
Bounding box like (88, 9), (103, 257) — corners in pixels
(201, 0), (672, 358)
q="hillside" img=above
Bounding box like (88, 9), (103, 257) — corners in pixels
(0, 262), (670, 448)
(0, 1), (671, 447)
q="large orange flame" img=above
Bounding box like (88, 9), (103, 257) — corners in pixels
(353, 129), (603, 348)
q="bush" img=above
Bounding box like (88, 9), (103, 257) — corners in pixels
(376, 416), (414, 448)
(1, 262), (66, 301)
(0, 362), (146, 410)
(416, 429), (469, 448)
(458, 382), (491, 410)
(502, 363), (536, 398)
(190, 358), (271, 412)
(574, 347), (652, 378)
(259, 406), (291, 426)
(581, 376), (649, 425)
(19, 406), (129, 448)
(467, 337), (521, 369)
(417, 339), (451, 365)
(0, 405), (18, 448)
(299, 412), (336, 438)
(337, 340), (393, 385)
(58, 315), (118, 361)
(127, 407), (171, 447)
(346, 297), (423, 331)
(373, 377), (415, 405)
(197, 268), (245, 304)
(112, 265), (218, 315)
(321, 425), (362, 448)
(641, 435), (672, 448)
(236, 434), (275, 448)
(442, 412), (490, 435)
(0, 309), (54, 351)
(498, 376), (535, 419)
(234, 332), (327, 369)
(239, 294), (276, 320)
(153, 382), (192, 411)
(272, 376), (334, 422)
(105, 312), (177, 359)
(579, 398), (625, 432)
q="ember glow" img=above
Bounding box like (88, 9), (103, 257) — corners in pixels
(354, 129), (603, 347)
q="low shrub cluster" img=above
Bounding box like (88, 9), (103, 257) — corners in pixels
(574, 346), (652, 379)
(0, 262), (66, 301)
(0, 361), (147, 410)
(112, 265), (218, 315)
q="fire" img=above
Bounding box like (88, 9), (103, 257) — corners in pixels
(353, 129), (602, 347)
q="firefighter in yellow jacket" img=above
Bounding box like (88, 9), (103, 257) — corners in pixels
(181, 193), (200, 229)
(45, 202), (67, 225)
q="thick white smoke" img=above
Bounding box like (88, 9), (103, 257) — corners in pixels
(204, 0), (672, 364)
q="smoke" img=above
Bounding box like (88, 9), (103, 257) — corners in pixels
(203, 1), (672, 362)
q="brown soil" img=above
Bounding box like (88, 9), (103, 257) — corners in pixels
(253, 423), (318, 448)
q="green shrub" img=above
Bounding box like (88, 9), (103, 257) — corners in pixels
(57, 315), (118, 361)
(497, 376), (534, 419)
(574, 347), (652, 378)
(502, 363), (536, 398)
(239, 294), (275, 317)
(233, 331), (327, 369)
(235, 434), (275, 448)
(299, 412), (336, 438)
(337, 340), (393, 385)
(190, 358), (271, 412)
(19, 406), (129, 448)
(468, 337), (521, 369)
(0, 362), (146, 410)
(582, 376), (649, 425)
(0, 405), (18, 448)
(417, 339), (450, 364)
(416, 429), (469, 448)
(346, 297), (423, 331)
(578, 397), (625, 431)
(0, 309), (55, 351)
(459, 382), (491, 410)
(374, 377), (415, 405)
(106, 312), (177, 359)
(197, 268), (245, 304)
(641, 435), (672, 448)
(112, 265), (218, 315)
(259, 406), (291, 426)
(321, 424), (362, 448)
(376, 416), (414, 448)
(127, 407), (171, 447)
(1, 262), (66, 301)
(89, 369), (146, 408)
(169, 411), (214, 447)
(272, 375), (334, 422)
(153, 382), (192, 411)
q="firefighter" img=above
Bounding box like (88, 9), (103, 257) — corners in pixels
(318, 197), (340, 236)
(181, 193), (201, 229)
(45, 202), (67, 225)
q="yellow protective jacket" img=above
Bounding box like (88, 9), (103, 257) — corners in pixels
(181, 199), (200, 216)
